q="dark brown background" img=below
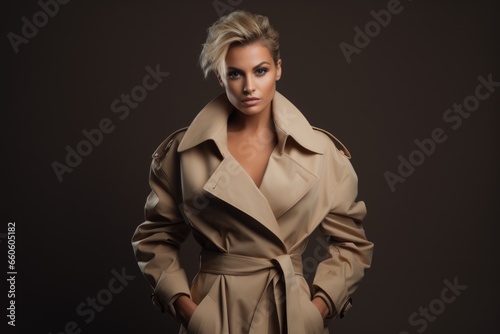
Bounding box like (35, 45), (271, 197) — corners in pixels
(4, 0), (499, 333)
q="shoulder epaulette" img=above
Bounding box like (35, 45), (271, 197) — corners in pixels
(151, 127), (188, 160)
(312, 126), (351, 159)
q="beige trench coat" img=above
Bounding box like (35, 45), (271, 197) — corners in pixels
(132, 91), (373, 334)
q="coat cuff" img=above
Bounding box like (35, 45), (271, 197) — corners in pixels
(312, 282), (352, 319)
(151, 268), (191, 318)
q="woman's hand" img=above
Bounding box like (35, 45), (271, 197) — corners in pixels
(173, 295), (198, 328)
(311, 296), (329, 320)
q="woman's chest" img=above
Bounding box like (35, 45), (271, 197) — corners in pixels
(226, 130), (278, 189)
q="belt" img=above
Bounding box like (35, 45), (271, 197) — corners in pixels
(199, 250), (305, 334)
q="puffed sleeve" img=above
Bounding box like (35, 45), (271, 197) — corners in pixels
(131, 129), (191, 319)
(311, 139), (374, 322)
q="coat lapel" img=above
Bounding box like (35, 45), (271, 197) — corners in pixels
(258, 148), (319, 219)
(202, 154), (285, 244)
(177, 91), (324, 248)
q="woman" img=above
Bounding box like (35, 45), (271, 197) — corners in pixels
(132, 10), (373, 334)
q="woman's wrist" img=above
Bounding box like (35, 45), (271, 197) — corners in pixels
(311, 296), (330, 319)
(173, 295), (197, 327)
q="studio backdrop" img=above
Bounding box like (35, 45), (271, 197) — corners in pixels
(4, 0), (499, 333)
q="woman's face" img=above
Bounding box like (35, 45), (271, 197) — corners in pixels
(220, 42), (282, 117)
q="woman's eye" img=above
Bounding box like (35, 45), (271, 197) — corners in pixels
(256, 68), (268, 75)
(227, 71), (241, 79)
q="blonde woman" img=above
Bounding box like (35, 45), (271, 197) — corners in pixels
(132, 10), (373, 334)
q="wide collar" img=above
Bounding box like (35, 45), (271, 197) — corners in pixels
(177, 91), (324, 155)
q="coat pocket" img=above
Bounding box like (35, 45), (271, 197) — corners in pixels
(187, 284), (222, 334)
(302, 298), (327, 334)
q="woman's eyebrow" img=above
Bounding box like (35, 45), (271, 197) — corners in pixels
(227, 61), (271, 71)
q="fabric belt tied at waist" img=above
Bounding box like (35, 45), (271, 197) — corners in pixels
(199, 250), (305, 334)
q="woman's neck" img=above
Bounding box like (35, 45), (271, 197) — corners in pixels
(228, 107), (275, 134)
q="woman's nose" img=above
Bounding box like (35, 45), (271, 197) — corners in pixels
(243, 77), (255, 94)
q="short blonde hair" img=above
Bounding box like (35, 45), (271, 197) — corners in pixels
(199, 10), (280, 82)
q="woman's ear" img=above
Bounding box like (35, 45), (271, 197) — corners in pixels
(275, 59), (282, 81)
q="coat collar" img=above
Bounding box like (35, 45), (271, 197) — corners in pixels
(177, 91), (324, 155)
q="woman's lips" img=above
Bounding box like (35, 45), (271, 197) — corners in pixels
(242, 98), (260, 106)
